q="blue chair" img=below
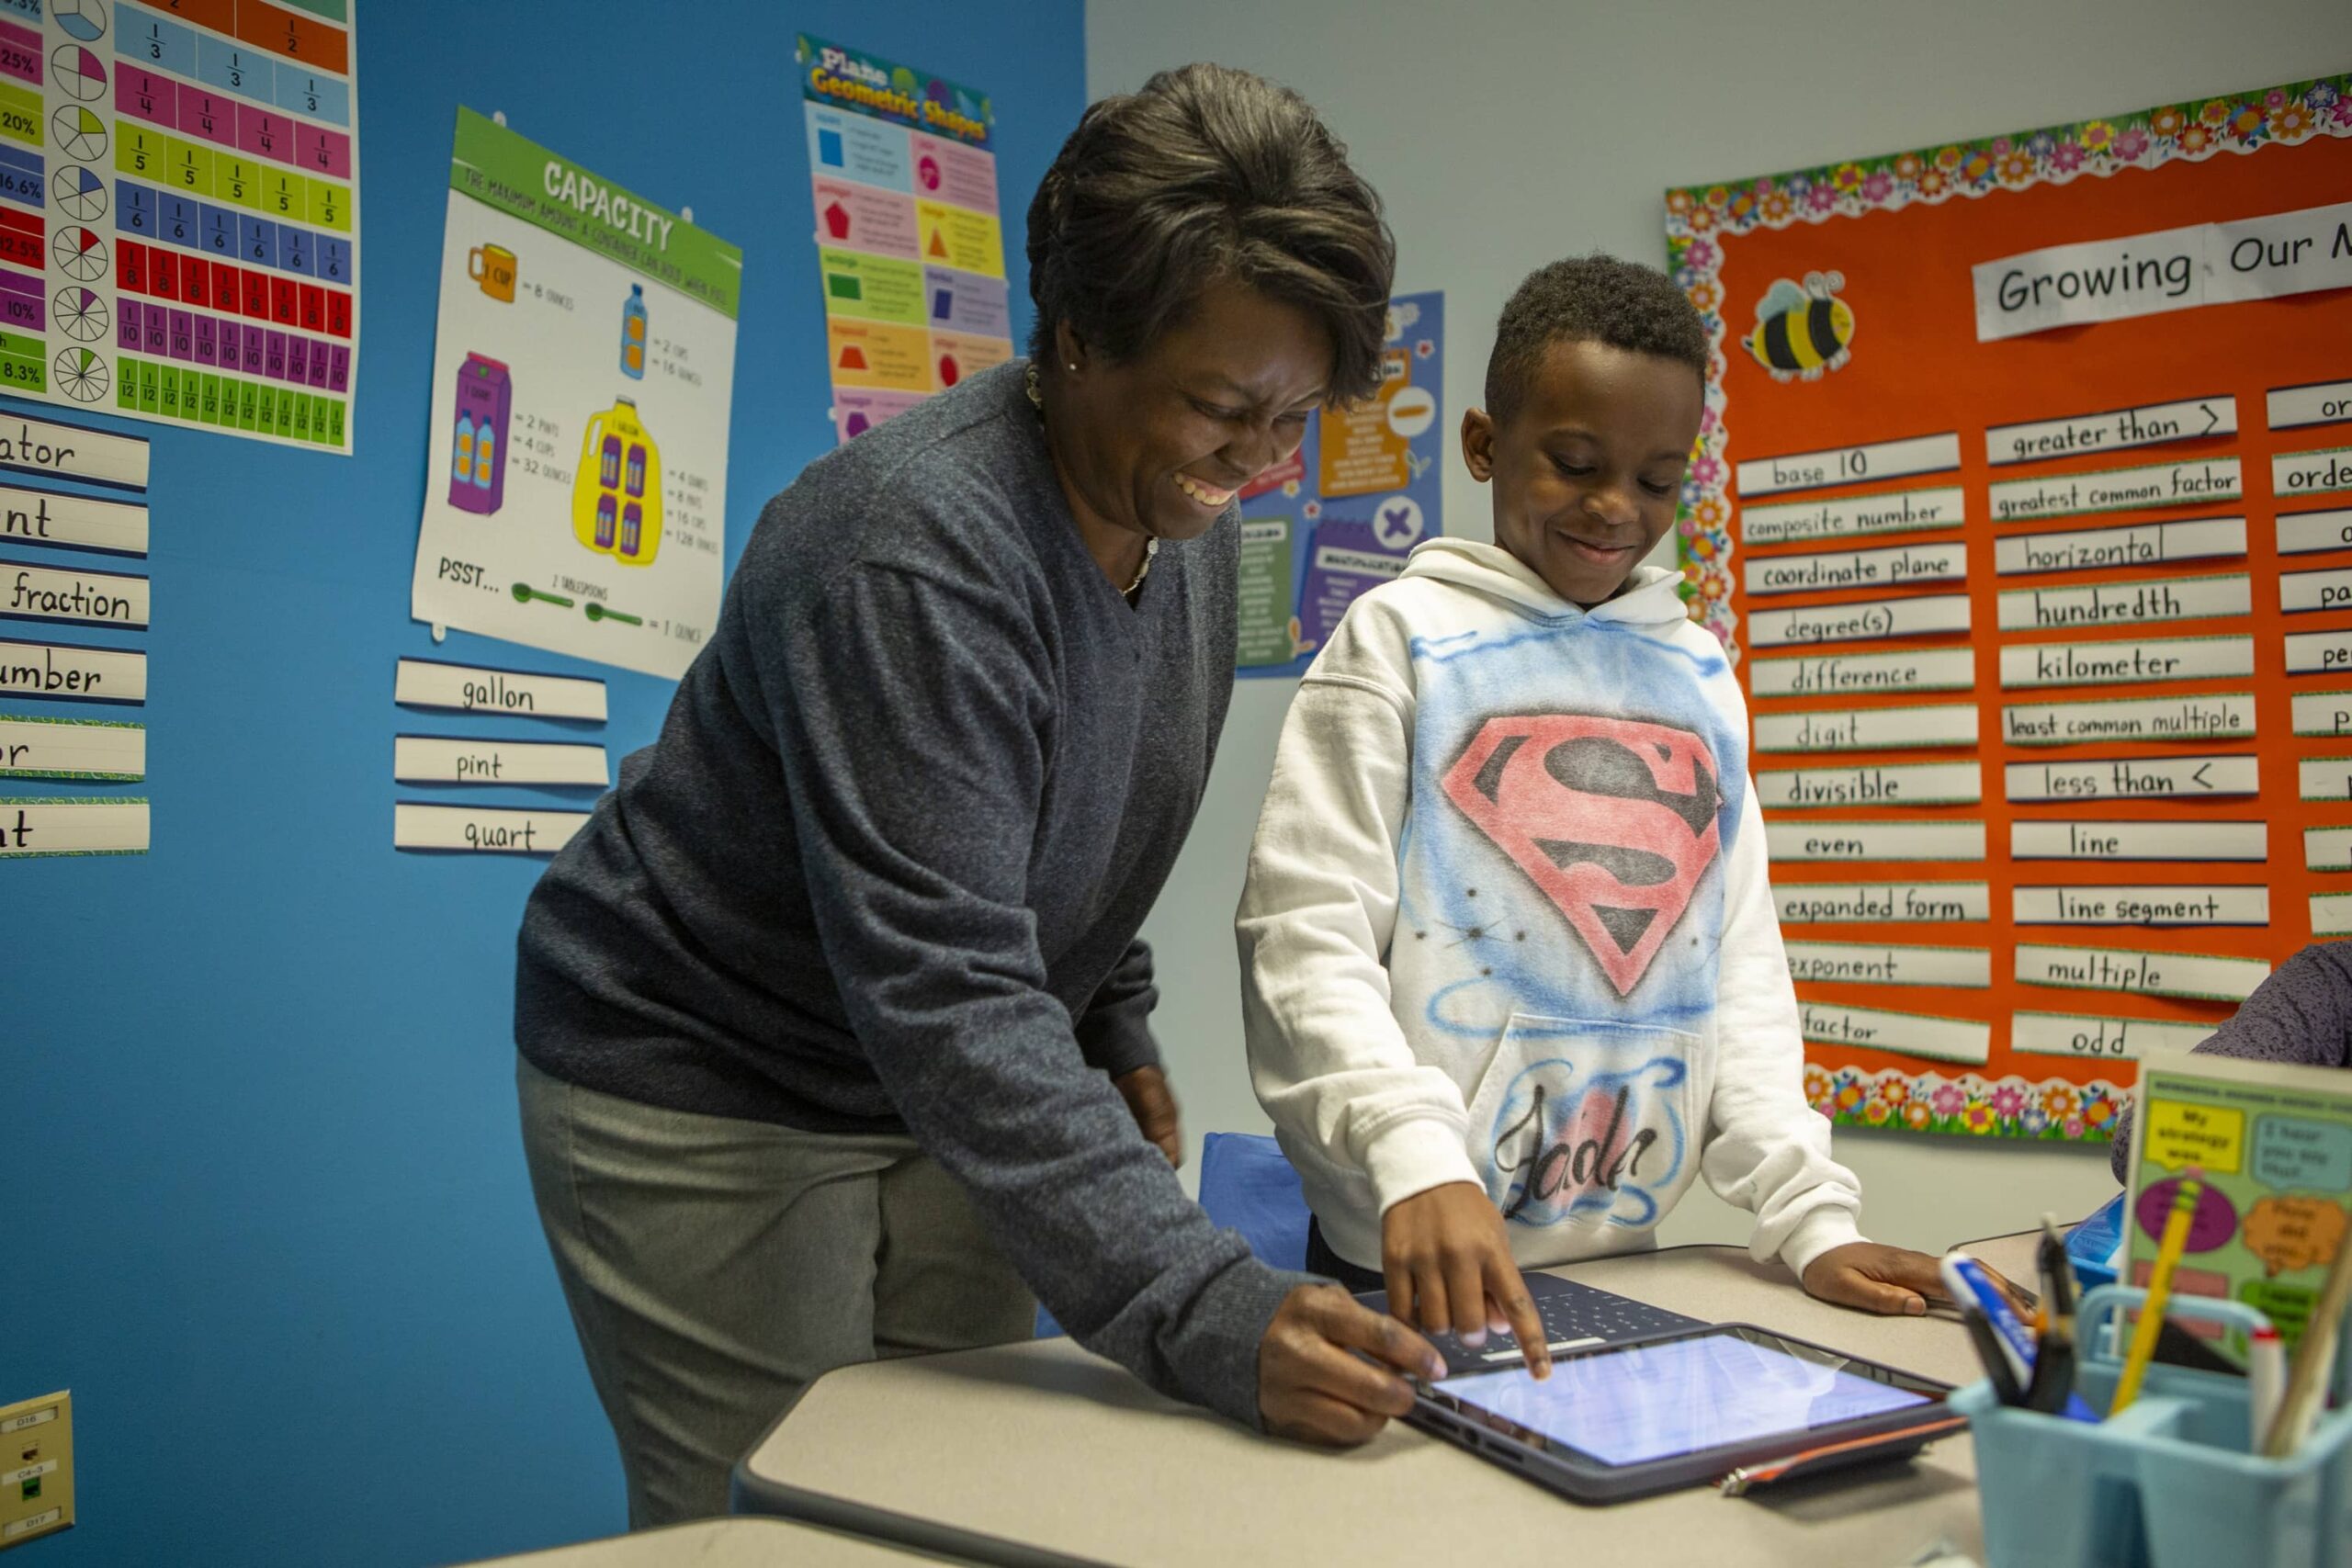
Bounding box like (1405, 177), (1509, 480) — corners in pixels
(1035, 1132), (1312, 1337)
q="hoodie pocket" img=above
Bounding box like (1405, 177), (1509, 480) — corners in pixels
(1463, 1011), (1700, 1234)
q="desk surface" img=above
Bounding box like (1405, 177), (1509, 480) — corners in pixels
(462, 1517), (940, 1566)
(738, 1233), (2042, 1568)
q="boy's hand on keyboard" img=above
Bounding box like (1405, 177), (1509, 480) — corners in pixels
(1802, 1242), (2025, 1318)
(1259, 1283), (1445, 1446)
(1380, 1183), (1553, 1378)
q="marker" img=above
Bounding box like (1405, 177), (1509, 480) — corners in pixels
(1943, 1250), (2098, 1421)
(2111, 1166), (2203, 1416)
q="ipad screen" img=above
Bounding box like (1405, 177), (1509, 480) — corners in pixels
(1433, 1331), (1934, 1466)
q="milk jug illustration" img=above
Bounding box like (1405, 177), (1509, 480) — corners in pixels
(619, 284), (648, 380)
(450, 354), (512, 514)
(572, 396), (662, 565)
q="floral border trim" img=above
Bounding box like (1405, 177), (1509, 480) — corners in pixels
(1805, 1064), (2129, 1142)
(1666, 75), (2352, 661)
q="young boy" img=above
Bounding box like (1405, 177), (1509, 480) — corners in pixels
(1238, 256), (1951, 1352)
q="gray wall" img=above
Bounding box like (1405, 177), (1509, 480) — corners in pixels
(1091, 0), (2352, 1248)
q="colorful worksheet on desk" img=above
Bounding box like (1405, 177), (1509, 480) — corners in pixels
(0, 0), (361, 449)
(797, 34), (1012, 444)
(408, 108), (741, 681)
(1667, 74), (2352, 1145)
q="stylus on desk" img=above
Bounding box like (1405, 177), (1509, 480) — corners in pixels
(1716, 1416), (1970, 1495)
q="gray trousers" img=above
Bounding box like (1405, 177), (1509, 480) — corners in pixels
(516, 1054), (1036, 1528)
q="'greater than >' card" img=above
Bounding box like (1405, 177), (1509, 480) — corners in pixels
(393, 736), (610, 786)
(1800, 1001), (1991, 1065)
(393, 803), (591, 856)
(2012, 819), (2266, 863)
(2014, 944), (2267, 1002)
(2002, 693), (2254, 746)
(1754, 704), (1977, 753)
(2010, 1011), (2215, 1063)
(1775, 881), (1991, 924)
(2012, 886), (2268, 927)
(2005, 754), (2257, 804)
(1764, 819), (1987, 863)
(1985, 396), (2237, 466)
(1758, 761), (1981, 809)
(1751, 647), (1974, 697)
(392, 658), (608, 722)
(0, 797), (148, 857)
(0, 716), (142, 780)
(1784, 942), (1990, 987)
(1999, 635), (2252, 689)
(0, 637), (144, 704)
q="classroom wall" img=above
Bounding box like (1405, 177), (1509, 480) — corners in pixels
(1092, 0), (2352, 1248)
(7, 5), (1081, 1564)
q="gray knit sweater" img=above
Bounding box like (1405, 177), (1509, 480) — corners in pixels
(2110, 942), (2352, 1179)
(516, 361), (1305, 1425)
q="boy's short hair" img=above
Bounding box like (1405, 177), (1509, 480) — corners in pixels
(1484, 255), (1707, 425)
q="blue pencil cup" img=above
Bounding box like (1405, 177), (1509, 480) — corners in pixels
(1954, 1285), (2352, 1568)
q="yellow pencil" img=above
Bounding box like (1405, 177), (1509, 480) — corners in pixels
(2110, 1166), (2203, 1416)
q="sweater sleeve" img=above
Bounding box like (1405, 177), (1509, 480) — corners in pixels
(765, 560), (1301, 1427)
(1697, 786), (1868, 1276)
(1238, 633), (1483, 1217)
(1075, 939), (1162, 1081)
(2109, 942), (2352, 1180)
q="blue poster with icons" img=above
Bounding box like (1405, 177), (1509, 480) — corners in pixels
(1236, 291), (1444, 677)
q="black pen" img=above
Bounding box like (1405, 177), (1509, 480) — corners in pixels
(1961, 1305), (2025, 1405)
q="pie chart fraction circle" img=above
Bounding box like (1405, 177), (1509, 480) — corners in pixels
(52, 0), (109, 45)
(51, 165), (107, 222)
(54, 286), (109, 343)
(50, 104), (107, 163)
(53, 346), (110, 403)
(51, 225), (108, 282)
(49, 44), (107, 101)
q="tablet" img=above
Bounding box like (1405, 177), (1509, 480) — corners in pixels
(1410, 1321), (1954, 1504)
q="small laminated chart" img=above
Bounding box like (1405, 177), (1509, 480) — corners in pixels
(0, 0), (360, 449)
(1668, 74), (2352, 1144)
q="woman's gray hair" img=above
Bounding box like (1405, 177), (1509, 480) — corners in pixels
(1025, 63), (1395, 403)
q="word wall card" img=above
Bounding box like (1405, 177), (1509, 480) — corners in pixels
(0, 0), (360, 449)
(1670, 74), (2352, 1144)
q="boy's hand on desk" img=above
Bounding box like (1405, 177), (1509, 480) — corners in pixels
(1803, 1242), (2024, 1317)
(1380, 1183), (1553, 1377)
(1259, 1284), (1444, 1446)
(1112, 1065), (1183, 1168)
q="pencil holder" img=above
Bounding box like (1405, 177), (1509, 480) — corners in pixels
(1954, 1286), (2352, 1568)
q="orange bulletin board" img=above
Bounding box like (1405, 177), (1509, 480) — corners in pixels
(1668, 75), (2352, 1144)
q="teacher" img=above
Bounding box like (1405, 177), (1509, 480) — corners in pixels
(513, 63), (1447, 1527)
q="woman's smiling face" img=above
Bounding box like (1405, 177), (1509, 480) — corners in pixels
(1052, 280), (1335, 545)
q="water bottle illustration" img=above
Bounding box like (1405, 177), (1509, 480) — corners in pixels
(572, 395), (662, 565)
(449, 354), (512, 514)
(619, 284), (647, 379)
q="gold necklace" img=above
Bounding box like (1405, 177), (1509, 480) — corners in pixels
(1028, 363), (1158, 597)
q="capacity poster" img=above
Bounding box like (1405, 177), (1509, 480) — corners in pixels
(410, 108), (741, 681)
(0, 0), (360, 448)
(1238, 290), (1443, 676)
(796, 34), (1011, 443)
(1668, 76), (2352, 1143)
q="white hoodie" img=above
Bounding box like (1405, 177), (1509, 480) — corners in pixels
(1238, 537), (1865, 1277)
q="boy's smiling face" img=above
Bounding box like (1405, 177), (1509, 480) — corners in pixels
(1462, 339), (1703, 608)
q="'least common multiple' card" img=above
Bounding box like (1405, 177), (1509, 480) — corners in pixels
(1669, 75), (2352, 1142)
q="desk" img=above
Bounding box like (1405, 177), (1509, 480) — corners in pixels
(737, 1235), (2042, 1568)
(459, 1517), (943, 1565)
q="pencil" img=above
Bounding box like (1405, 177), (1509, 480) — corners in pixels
(2261, 1223), (2352, 1458)
(2110, 1167), (2202, 1416)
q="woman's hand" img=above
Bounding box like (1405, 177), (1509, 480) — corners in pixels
(1380, 1182), (1552, 1377)
(1801, 1241), (2031, 1318)
(1113, 1064), (1183, 1168)
(1259, 1283), (1445, 1445)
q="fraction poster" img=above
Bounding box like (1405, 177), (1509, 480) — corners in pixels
(1238, 290), (1443, 676)
(0, 0), (363, 449)
(409, 108), (741, 681)
(1669, 74), (2352, 1143)
(796, 34), (1012, 444)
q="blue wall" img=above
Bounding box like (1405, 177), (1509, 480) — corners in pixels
(7, 4), (1083, 1562)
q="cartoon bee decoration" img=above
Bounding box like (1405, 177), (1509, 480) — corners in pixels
(1744, 272), (1854, 383)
